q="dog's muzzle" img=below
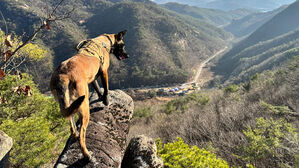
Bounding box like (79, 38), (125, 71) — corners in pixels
(119, 52), (129, 60)
(113, 47), (129, 60)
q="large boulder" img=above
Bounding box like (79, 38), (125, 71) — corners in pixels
(54, 90), (134, 168)
(121, 135), (164, 168)
(0, 130), (13, 168)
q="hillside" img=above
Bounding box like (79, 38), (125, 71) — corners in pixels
(129, 55), (299, 167)
(161, 2), (254, 26)
(0, 0), (90, 91)
(153, 0), (295, 11)
(153, 0), (212, 6)
(203, 0), (295, 11)
(213, 0), (299, 84)
(227, 0), (299, 54)
(0, 0), (232, 90)
(224, 5), (287, 38)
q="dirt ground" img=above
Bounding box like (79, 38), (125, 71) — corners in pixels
(196, 65), (215, 85)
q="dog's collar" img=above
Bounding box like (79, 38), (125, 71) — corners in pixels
(103, 34), (114, 53)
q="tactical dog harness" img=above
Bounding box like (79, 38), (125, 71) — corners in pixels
(76, 38), (109, 64)
(76, 35), (115, 64)
(76, 40), (104, 63)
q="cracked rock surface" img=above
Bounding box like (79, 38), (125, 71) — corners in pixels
(0, 130), (13, 168)
(121, 135), (164, 168)
(55, 89), (134, 168)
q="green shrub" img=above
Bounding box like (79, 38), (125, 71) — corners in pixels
(156, 137), (230, 168)
(162, 93), (209, 114)
(260, 101), (294, 115)
(0, 74), (41, 121)
(187, 93), (210, 106)
(133, 107), (152, 118)
(296, 154), (299, 168)
(147, 90), (157, 98)
(0, 74), (68, 167)
(224, 84), (239, 93)
(250, 74), (259, 81)
(244, 73), (260, 91)
(241, 117), (298, 167)
(162, 97), (189, 114)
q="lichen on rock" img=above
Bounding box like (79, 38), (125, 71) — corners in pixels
(121, 135), (164, 168)
(55, 89), (134, 168)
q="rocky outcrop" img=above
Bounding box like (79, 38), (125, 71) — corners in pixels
(54, 90), (134, 168)
(0, 130), (13, 168)
(54, 89), (164, 168)
(121, 135), (164, 168)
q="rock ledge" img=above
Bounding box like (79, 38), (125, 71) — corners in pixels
(0, 130), (13, 168)
(55, 90), (134, 168)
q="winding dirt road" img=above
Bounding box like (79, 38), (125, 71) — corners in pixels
(126, 46), (228, 93)
(187, 46), (228, 84)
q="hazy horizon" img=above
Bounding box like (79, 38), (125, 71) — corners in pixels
(152, 0), (296, 11)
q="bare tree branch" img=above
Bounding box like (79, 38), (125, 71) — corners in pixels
(0, 10), (8, 34)
(8, 57), (27, 74)
(0, 0), (73, 72)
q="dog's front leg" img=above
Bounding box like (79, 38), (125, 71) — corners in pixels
(100, 70), (109, 106)
(92, 79), (103, 100)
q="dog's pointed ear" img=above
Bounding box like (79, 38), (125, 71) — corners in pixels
(115, 29), (127, 41)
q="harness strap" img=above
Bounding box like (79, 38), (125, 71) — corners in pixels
(76, 35), (114, 64)
(76, 40), (104, 63)
(103, 34), (114, 53)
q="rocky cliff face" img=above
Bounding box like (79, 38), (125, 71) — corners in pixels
(54, 90), (134, 168)
(0, 130), (13, 168)
(122, 135), (164, 168)
(54, 89), (163, 168)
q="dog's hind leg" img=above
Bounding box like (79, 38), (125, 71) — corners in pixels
(70, 116), (79, 138)
(76, 82), (91, 159)
(52, 79), (80, 138)
(92, 79), (102, 99)
(79, 101), (91, 159)
(100, 70), (109, 106)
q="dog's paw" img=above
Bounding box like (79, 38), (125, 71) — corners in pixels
(83, 152), (93, 161)
(71, 131), (79, 139)
(102, 96), (109, 106)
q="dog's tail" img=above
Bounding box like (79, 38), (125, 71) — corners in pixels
(62, 96), (85, 118)
(52, 77), (85, 118)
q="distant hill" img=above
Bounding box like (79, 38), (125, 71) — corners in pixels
(85, 1), (232, 88)
(0, 0), (232, 90)
(152, 0), (212, 6)
(224, 0), (299, 57)
(213, 0), (299, 85)
(153, 0), (295, 11)
(203, 0), (295, 11)
(161, 2), (254, 26)
(224, 5), (287, 38)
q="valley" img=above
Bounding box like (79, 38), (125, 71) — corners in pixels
(0, 0), (233, 91)
(189, 46), (228, 84)
(125, 46), (229, 100)
(0, 0), (299, 167)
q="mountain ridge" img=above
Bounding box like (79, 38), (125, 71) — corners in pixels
(0, 0), (232, 90)
(161, 2), (254, 26)
(213, 0), (299, 85)
(224, 5), (287, 38)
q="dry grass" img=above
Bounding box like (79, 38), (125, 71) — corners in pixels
(128, 58), (299, 167)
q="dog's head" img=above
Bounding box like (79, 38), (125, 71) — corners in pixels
(112, 30), (129, 60)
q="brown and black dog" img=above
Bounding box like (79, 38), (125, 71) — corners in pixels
(50, 30), (128, 159)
